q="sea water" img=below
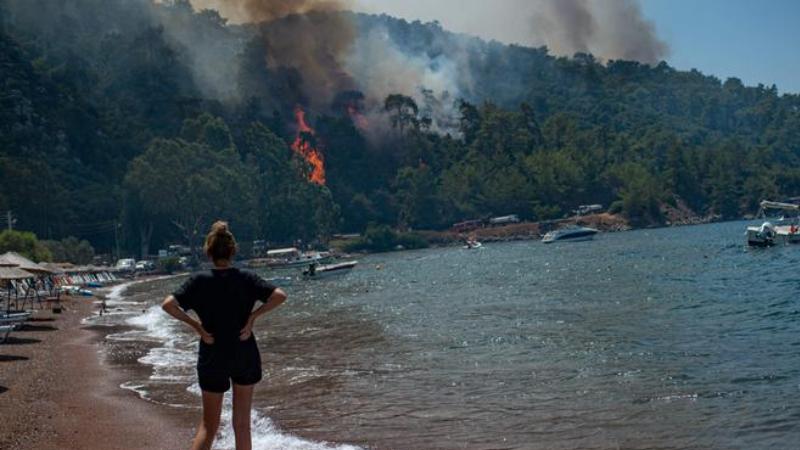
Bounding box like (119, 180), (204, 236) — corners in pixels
(98, 221), (800, 449)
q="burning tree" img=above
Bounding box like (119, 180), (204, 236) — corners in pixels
(291, 106), (326, 185)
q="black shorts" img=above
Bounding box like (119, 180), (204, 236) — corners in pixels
(197, 339), (263, 393)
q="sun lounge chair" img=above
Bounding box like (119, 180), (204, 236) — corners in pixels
(0, 311), (31, 319)
(0, 311), (31, 328)
(0, 311), (31, 325)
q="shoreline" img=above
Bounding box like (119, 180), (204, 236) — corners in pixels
(333, 213), (723, 254)
(0, 288), (195, 450)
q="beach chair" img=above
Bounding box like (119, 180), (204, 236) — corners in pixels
(0, 311), (31, 329)
(10, 280), (38, 311)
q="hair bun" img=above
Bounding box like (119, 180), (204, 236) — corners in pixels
(211, 220), (230, 235)
(205, 220), (237, 262)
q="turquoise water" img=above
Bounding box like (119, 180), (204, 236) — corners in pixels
(119, 221), (800, 449)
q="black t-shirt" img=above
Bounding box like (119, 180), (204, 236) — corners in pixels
(172, 268), (276, 346)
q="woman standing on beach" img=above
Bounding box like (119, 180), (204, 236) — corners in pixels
(162, 221), (287, 450)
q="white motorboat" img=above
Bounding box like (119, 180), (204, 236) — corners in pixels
(303, 261), (358, 279)
(542, 226), (598, 244)
(746, 200), (800, 247)
(463, 239), (483, 249)
(248, 248), (333, 269)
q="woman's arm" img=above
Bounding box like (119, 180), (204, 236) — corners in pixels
(161, 295), (215, 344)
(239, 288), (287, 341)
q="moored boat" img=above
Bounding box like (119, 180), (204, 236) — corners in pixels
(746, 200), (800, 247)
(247, 247), (333, 269)
(542, 226), (598, 244)
(302, 261), (358, 279)
(463, 239), (483, 249)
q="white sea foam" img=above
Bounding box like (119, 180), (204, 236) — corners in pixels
(126, 305), (182, 341)
(214, 395), (363, 450)
(124, 304), (197, 383)
(106, 281), (134, 305)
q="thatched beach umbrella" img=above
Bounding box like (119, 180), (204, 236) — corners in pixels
(0, 252), (53, 274)
(38, 262), (66, 274)
(0, 266), (34, 280)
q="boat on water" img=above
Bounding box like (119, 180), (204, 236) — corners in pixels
(302, 261), (358, 279)
(463, 239), (483, 249)
(247, 247), (333, 269)
(542, 226), (599, 244)
(746, 200), (800, 247)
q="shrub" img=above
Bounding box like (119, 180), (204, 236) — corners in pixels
(158, 256), (183, 274)
(0, 230), (52, 262)
(42, 236), (95, 264)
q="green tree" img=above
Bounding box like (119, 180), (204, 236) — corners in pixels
(42, 236), (95, 264)
(124, 137), (257, 259)
(240, 122), (340, 243)
(384, 94), (420, 133)
(605, 163), (664, 225)
(394, 164), (441, 230)
(0, 230), (52, 262)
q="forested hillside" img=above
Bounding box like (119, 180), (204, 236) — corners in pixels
(1, 0), (799, 257)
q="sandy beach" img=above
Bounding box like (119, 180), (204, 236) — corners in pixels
(0, 293), (194, 450)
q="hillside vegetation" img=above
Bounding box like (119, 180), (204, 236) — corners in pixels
(1, 0), (799, 256)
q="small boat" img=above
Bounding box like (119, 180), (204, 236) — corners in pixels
(463, 240), (483, 249)
(746, 200), (800, 247)
(249, 248), (334, 269)
(303, 261), (358, 279)
(542, 226), (599, 244)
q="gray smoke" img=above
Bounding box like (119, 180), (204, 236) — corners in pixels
(354, 0), (668, 64)
(178, 0), (356, 110)
(186, 0), (349, 23)
(159, 0), (668, 133)
(529, 0), (668, 64)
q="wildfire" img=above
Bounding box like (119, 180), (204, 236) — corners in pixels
(291, 106), (325, 185)
(346, 104), (369, 130)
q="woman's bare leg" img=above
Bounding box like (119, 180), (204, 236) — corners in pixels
(232, 383), (255, 450)
(192, 390), (224, 450)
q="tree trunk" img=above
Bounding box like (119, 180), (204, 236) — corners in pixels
(139, 221), (153, 259)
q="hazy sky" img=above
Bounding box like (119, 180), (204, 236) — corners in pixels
(354, 0), (800, 93)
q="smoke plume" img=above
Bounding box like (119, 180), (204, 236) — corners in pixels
(185, 0), (356, 110)
(188, 0), (348, 24)
(174, 0), (668, 132)
(530, 0), (668, 64)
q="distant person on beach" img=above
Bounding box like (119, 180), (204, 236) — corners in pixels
(162, 221), (287, 450)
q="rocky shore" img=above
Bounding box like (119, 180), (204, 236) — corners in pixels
(419, 212), (631, 246)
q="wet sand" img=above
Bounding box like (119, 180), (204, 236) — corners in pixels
(0, 294), (194, 450)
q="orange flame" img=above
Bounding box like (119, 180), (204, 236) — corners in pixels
(291, 106), (325, 185)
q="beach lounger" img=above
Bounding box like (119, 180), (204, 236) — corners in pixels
(0, 311), (31, 319)
(0, 325), (13, 343)
(0, 311), (31, 328)
(0, 312), (29, 320)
